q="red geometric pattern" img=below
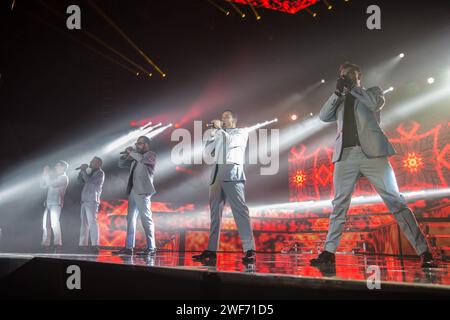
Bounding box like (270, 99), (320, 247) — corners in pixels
(289, 121), (450, 201)
(227, 0), (318, 14)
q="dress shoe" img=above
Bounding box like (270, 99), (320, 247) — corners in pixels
(112, 248), (133, 255)
(310, 251), (335, 266)
(136, 248), (157, 256)
(420, 251), (438, 269)
(192, 250), (216, 260)
(242, 250), (256, 264)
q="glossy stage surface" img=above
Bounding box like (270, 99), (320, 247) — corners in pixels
(1, 250), (450, 289)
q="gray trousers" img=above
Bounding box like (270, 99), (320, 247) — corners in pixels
(42, 205), (62, 246)
(79, 201), (100, 246)
(125, 189), (155, 250)
(324, 146), (429, 255)
(207, 179), (256, 252)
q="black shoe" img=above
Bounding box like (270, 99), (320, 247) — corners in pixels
(136, 248), (157, 256)
(242, 250), (256, 264)
(310, 251), (335, 266)
(192, 250), (216, 260)
(420, 251), (438, 268)
(90, 246), (100, 254)
(112, 248), (133, 255)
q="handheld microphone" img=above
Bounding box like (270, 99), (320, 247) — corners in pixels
(206, 122), (223, 128)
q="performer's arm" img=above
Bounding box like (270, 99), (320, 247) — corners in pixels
(216, 128), (248, 148)
(319, 93), (344, 123)
(79, 170), (104, 187)
(350, 86), (385, 112)
(78, 171), (87, 184)
(128, 151), (156, 175)
(204, 129), (217, 157)
(118, 155), (133, 169)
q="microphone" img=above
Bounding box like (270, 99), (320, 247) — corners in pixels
(120, 147), (134, 155)
(206, 122), (223, 128)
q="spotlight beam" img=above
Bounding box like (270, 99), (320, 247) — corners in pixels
(206, 0), (230, 15)
(249, 5), (261, 20)
(251, 188), (450, 215)
(228, 2), (246, 18)
(245, 118), (278, 132)
(87, 0), (166, 77)
(103, 122), (163, 154)
(37, 0), (152, 76)
(28, 13), (138, 75)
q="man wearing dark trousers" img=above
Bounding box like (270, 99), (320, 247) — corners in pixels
(310, 62), (437, 268)
(113, 136), (157, 256)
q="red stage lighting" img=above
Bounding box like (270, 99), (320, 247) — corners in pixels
(228, 0), (319, 14)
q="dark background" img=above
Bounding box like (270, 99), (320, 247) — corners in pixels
(0, 0), (449, 250)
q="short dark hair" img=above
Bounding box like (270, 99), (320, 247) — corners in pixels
(339, 62), (362, 79)
(138, 136), (151, 145)
(222, 109), (237, 121)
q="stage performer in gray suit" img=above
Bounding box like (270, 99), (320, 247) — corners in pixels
(113, 136), (157, 257)
(310, 62), (436, 268)
(193, 110), (256, 264)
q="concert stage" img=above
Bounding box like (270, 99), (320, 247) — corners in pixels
(0, 251), (449, 299)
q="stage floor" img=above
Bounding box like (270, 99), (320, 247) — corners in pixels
(1, 251), (450, 289)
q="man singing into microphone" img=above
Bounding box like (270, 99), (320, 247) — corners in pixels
(112, 136), (157, 256)
(193, 110), (256, 264)
(40, 160), (69, 253)
(310, 62), (436, 268)
(77, 157), (105, 254)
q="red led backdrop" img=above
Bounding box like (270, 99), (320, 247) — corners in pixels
(289, 121), (450, 201)
(227, 0), (319, 14)
(98, 120), (450, 256)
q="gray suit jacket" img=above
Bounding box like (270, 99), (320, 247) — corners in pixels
(319, 86), (396, 163)
(78, 169), (105, 203)
(118, 151), (156, 196)
(205, 128), (248, 185)
(40, 173), (69, 207)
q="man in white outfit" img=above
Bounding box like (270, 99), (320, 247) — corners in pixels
(193, 110), (257, 264)
(40, 160), (69, 253)
(78, 156), (105, 254)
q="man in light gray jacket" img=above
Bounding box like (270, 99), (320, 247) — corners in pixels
(310, 62), (436, 268)
(193, 110), (256, 264)
(40, 160), (69, 253)
(113, 136), (157, 256)
(78, 157), (105, 254)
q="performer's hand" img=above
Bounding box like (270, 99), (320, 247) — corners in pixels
(80, 164), (89, 171)
(336, 77), (346, 95)
(212, 120), (222, 129)
(125, 146), (134, 154)
(342, 75), (355, 90)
